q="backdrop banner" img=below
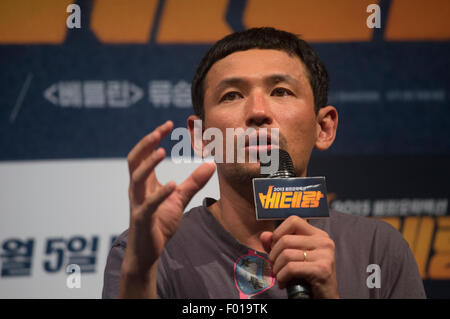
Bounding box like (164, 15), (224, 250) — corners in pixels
(1, 0), (449, 298)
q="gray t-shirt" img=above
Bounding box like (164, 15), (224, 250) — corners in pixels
(102, 198), (426, 299)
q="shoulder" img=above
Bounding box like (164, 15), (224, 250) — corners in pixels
(329, 209), (389, 229)
(327, 210), (425, 298)
(328, 210), (410, 256)
(102, 229), (129, 299)
(329, 209), (403, 239)
(112, 229), (129, 249)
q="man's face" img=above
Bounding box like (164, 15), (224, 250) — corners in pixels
(202, 49), (320, 182)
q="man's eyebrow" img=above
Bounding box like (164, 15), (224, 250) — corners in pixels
(264, 74), (299, 86)
(214, 77), (248, 92)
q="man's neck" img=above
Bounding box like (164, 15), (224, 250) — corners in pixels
(208, 173), (275, 253)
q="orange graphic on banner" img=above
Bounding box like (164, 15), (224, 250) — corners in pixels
(0, 0), (72, 44)
(385, 0), (450, 41)
(401, 217), (434, 278)
(402, 216), (420, 252)
(156, 0), (232, 43)
(91, 0), (159, 43)
(428, 217), (450, 279)
(414, 217), (435, 278)
(243, 0), (376, 42)
(377, 216), (450, 279)
(1, 0), (449, 44)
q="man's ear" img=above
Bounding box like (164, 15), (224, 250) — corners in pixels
(187, 115), (204, 158)
(315, 106), (338, 151)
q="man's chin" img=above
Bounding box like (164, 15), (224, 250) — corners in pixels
(217, 161), (262, 184)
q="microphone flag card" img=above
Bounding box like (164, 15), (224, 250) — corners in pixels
(252, 176), (330, 220)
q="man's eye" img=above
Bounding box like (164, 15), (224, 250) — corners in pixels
(220, 91), (242, 102)
(271, 87), (294, 97)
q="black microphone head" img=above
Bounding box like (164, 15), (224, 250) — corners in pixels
(261, 149), (296, 178)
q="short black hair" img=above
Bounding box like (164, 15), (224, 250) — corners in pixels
(191, 27), (329, 119)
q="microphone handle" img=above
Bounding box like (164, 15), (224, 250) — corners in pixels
(287, 283), (311, 299)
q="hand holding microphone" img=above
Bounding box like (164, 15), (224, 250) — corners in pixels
(257, 149), (339, 299)
(260, 215), (339, 299)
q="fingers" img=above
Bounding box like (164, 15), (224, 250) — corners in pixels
(177, 162), (216, 208)
(133, 181), (176, 224)
(128, 121), (173, 205)
(275, 259), (335, 289)
(130, 147), (166, 204)
(269, 234), (334, 263)
(128, 121), (173, 174)
(127, 121), (215, 214)
(259, 231), (273, 254)
(269, 234), (335, 288)
(272, 216), (323, 243)
(264, 217), (337, 294)
(272, 248), (330, 275)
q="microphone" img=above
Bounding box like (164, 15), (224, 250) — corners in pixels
(261, 149), (311, 299)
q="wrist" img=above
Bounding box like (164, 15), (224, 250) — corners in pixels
(119, 260), (159, 298)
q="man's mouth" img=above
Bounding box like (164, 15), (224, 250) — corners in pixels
(244, 130), (279, 151)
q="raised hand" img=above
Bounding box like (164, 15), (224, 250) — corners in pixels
(120, 121), (216, 298)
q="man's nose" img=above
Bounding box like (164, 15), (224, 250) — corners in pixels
(244, 92), (273, 127)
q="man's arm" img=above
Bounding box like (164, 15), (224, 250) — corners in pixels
(118, 120), (216, 298)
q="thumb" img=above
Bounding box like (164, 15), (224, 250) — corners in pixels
(259, 231), (273, 254)
(177, 162), (216, 208)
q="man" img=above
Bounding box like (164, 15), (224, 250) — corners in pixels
(102, 27), (425, 299)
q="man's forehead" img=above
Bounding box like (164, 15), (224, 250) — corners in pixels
(204, 49), (309, 88)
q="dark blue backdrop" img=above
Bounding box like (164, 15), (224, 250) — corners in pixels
(1, 0), (448, 298)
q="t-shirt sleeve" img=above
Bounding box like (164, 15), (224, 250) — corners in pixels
(102, 230), (173, 299)
(102, 236), (126, 299)
(378, 221), (427, 299)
